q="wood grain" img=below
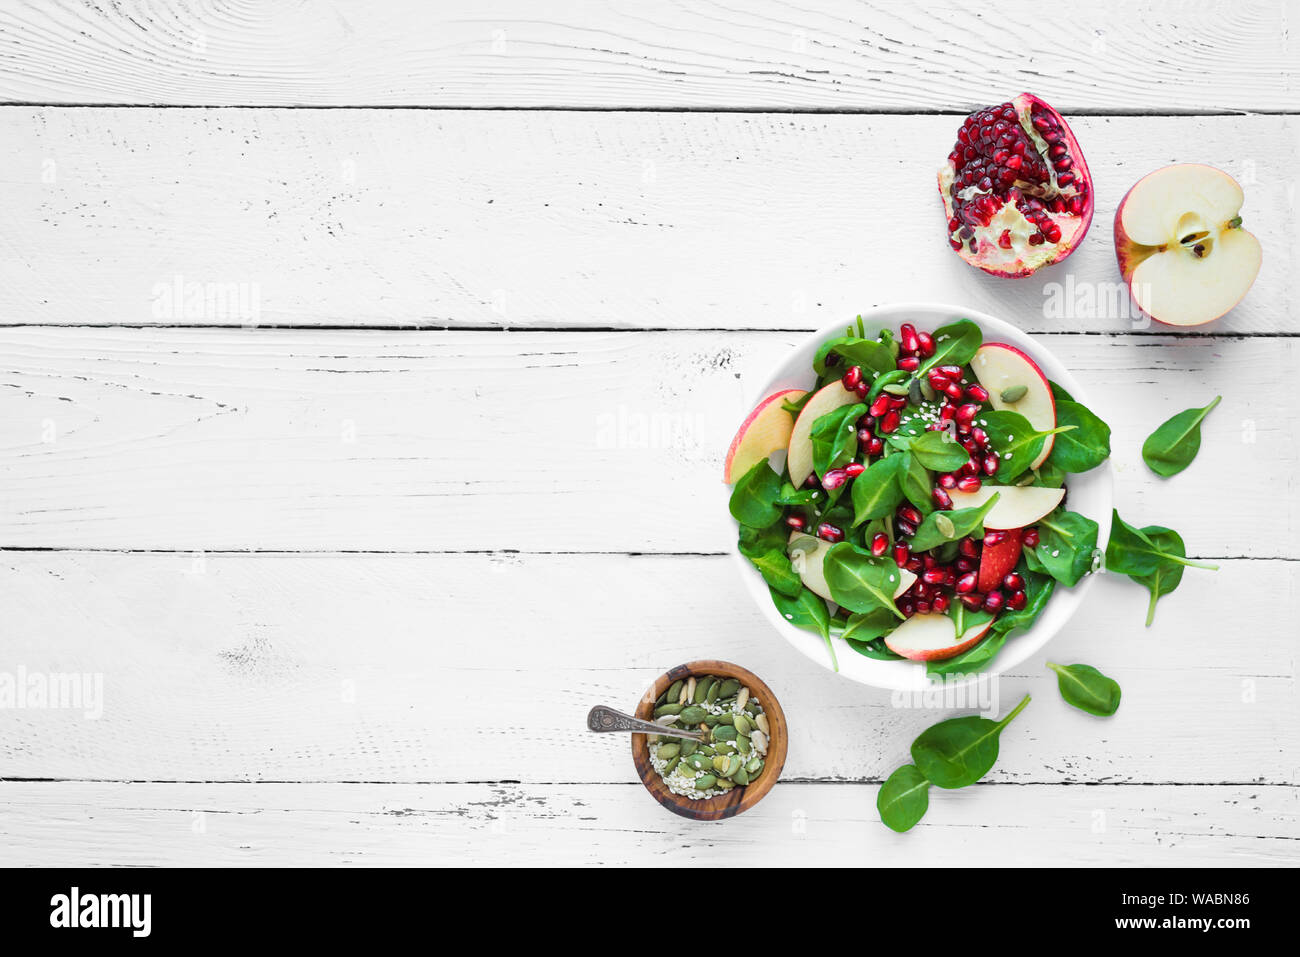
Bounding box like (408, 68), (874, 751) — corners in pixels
(2, 327), (1294, 553)
(0, 781), (1293, 866)
(1, 108), (1292, 333)
(1, 550), (1292, 784)
(0, 1), (1293, 112)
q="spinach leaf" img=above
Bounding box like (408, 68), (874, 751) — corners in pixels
(850, 454), (906, 525)
(1049, 380), (1074, 403)
(810, 402), (867, 477)
(1047, 399), (1111, 473)
(918, 319), (982, 375)
(774, 481), (823, 507)
(737, 520), (785, 558)
(814, 336), (895, 378)
(728, 460), (784, 528)
(980, 410), (1075, 482)
(823, 543), (907, 619)
(1142, 396), (1221, 477)
(909, 493), (1000, 552)
(877, 765), (930, 833)
(1047, 662), (1121, 717)
(1023, 508), (1098, 587)
(781, 391), (814, 417)
(1105, 510), (1218, 625)
(840, 605), (901, 644)
(910, 694), (1031, 789)
(925, 630), (1007, 678)
(990, 567), (1055, 637)
(1026, 460), (1066, 488)
(745, 547), (803, 598)
(909, 430), (970, 472)
(769, 585), (836, 672)
(846, 636), (905, 660)
(899, 451), (933, 514)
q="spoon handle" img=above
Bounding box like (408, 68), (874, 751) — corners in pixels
(586, 705), (705, 741)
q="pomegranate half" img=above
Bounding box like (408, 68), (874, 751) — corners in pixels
(938, 93), (1094, 278)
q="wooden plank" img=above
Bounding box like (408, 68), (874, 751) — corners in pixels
(1, 328), (1294, 554)
(0, 108), (1292, 333)
(0, 781), (1293, 866)
(0, 1), (1293, 112)
(1, 551), (1293, 783)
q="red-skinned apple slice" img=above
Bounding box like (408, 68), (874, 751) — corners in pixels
(978, 528), (1024, 592)
(971, 342), (1056, 468)
(786, 381), (859, 487)
(884, 612), (993, 662)
(948, 485), (1064, 530)
(787, 531), (915, 603)
(1115, 164), (1262, 327)
(723, 389), (807, 484)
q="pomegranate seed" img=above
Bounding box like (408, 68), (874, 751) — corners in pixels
(922, 553), (937, 570)
(997, 229), (1012, 249)
(960, 592), (985, 610)
(1044, 222), (1062, 243)
(786, 515), (806, 531)
(1028, 233), (1045, 246)
(893, 543), (910, 566)
(844, 463), (867, 479)
(905, 557), (923, 573)
(956, 403), (979, 425)
(1023, 527), (1040, 548)
(982, 453), (1000, 475)
(955, 572), (978, 594)
(886, 395), (908, 410)
(869, 394), (893, 417)
(857, 427), (873, 445)
(965, 384), (990, 403)
(854, 381), (870, 398)
(915, 600), (931, 615)
(878, 410), (901, 434)
(1007, 590), (1028, 611)
(867, 437), (885, 456)
(983, 530), (1007, 546)
(961, 437), (979, 454)
(945, 382), (965, 401)
(897, 356), (920, 372)
(899, 600), (915, 618)
(1003, 573), (1025, 591)
(922, 568), (948, 585)
(956, 475), (982, 493)
(898, 505), (923, 526)
(938, 365), (963, 378)
(939, 403), (956, 423)
(938, 472), (957, 490)
(970, 426), (989, 447)
(841, 365), (862, 390)
(896, 519), (917, 538)
(955, 557), (975, 573)
(932, 593), (950, 614)
(822, 468), (848, 490)
(900, 324), (919, 352)
(932, 487), (953, 510)
(817, 523), (844, 543)
(948, 237), (963, 251)
(928, 371), (951, 391)
(960, 537), (980, 558)
(958, 460), (978, 477)
(984, 590), (1005, 612)
(870, 532), (889, 557)
(916, 331), (935, 357)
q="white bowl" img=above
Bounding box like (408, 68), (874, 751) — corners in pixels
(729, 302), (1113, 691)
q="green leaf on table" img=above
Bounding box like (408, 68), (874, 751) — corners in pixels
(1105, 510), (1218, 625)
(877, 765), (931, 833)
(1047, 662), (1122, 717)
(910, 694), (1031, 789)
(909, 493), (1000, 552)
(1142, 396), (1221, 477)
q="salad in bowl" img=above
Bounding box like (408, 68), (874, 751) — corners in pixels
(724, 305), (1113, 690)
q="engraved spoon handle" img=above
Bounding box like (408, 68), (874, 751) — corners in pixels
(586, 705), (706, 741)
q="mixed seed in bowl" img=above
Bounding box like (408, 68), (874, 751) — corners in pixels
(648, 674), (769, 798)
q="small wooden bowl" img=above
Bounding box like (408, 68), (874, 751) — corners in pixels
(632, 660), (787, 821)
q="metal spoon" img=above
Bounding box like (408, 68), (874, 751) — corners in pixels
(586, 705), (706, 741)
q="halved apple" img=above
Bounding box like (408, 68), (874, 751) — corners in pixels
(723, 389), (807, 484)
(1115, 164), (1262, 327)
(786, 381), (860, 487)
(884, 612), (993, 662)
(787, 531), (915, 603)
(977, 527), (1024, 592)
(948, 484), (1064, 530)
(970, 342), (1056, 468)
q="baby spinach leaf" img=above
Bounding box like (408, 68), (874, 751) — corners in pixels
(1023, 508), (1098, 587)
(846, 635), (905, 660)
(925, 631), (1007, 678)
(909, 493), (1000, 552)
(810, 402), (867, 477)
(850, 454), (905, 526)
(769, 585), (836, 672)
(728, 460), (784, 528)
(774, 481), (822, 507)
(1105, 510), (1218, 625)
(814, 336), (896, 379)
(745, 547), (803, 598)
(841, 606), (903, 647)
(909, 430), (970, 471)
(877, 764), (930, 832)
(1142, 395), (1221, 477)
(1026, 460), (1066, 488)
(823, 543), (907, 619)
(899, 451), (934, 514)
(918, 319), (982, 375)
(1047, 662), (1121, 717)
(1049, 380), (1074, 403)
(990, 567), (1055, 637)
(980, 410), (1075, 482)
(737, 520), (786, 559)
(781, 391), (814, 416)
(910, 694), (1031, 789)
(1047, 399), (1111, 473)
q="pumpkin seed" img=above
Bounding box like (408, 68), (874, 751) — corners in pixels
(680, 739), (697, 757)
(678, 705), (707, 725)
(712, 725), (738, 742)
(736, 687), (750, 710)
(908, 378), (924, 407)
(665, 679), (684, 704)
(732, 714), (751, 736)
(884, 382), (910, 396)
(705, 680), (721, 705)
(1001, 384), (1028, 403)
(654, 703), (683, 718)
(735, 734), (751, 754)
(755, 714), (769, 735)
(712, 754), (730, 774)
(682, 677), (696, 705)
(693, 677), (714, 704)
(663, 755), (680, 775)
(751, 730), (768, 755)
(920, 378), (937, 402)
(714, 778), (735, 790)
(715, 713), (735, 726)
(698, 745), (716, 757)
(694, 774), (717, 790)
(717, 678), (740, 698)
(714, 742), (737, 755)
(732, 767), (750, 786)
(704, 715), (720, 727)
(655, 714), (679, 727)
(658, 742), (680, 761)
(935, 514), (956, 539)
(745, 756), (763, 774)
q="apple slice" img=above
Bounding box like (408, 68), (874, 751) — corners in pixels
(971, 342), (1056, 468)
(884, 613), (993, 662)
(1115, 164), (1262, 327)
(948, 485), (1064, 530)
(787, 531), (916, 603)
(786, 381), (860, 487)
(723, 389), (807, 484)
(978, 528), (1024, 593)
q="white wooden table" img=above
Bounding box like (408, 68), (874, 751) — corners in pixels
(1, 1), (1296, 866)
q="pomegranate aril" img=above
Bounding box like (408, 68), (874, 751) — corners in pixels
(905, 557), (924, 573)
(844, 462), (866, 478)
(956, 403), (979, 425)
(938, 472), (957, 490)
(915, 600), (931, 615)
(898, 505), (923, 526)
(932, 593), (950, 614)
(960, 537), (980, 559)
(928, 371), (951, 391)
(898, 356), (921, 372)
(866, 437), (885, 456)
(817, 523), (844, 543)
(982, 453), (1000, 476)
(1023, 527), (1040, 548)
(955, 572), (978, 594)
(896, 519), (917, 538)
(869, 394), (893, 417)
(786, 515), (806, 531)
(893, 543), (910, 566)
(922, 554), (937, 570)
(983, 590), (1005, 612)
(998, 229), (1012, 249)
(983, 530), (1008, 546)
(937, 365), (963, 378)
(916, 331), (935, 357)
(841, 365), (862, 390)
(899, 600), (915, 618)
(932, 487), (953, 510)
(900, 323), (919, 353)
(878, 410), (901, 434)
(956, 475), (982, 493)
(1003, 573), (1025, 591)
(822, 468), (848, 490)
(970, 427), (989, 447)
(945, 382), (965, 401)
(960, 592), (985, 610)
(955, 557), (975, 573)
(1007, 590), (1028, 611)
(857, 427), (873, 445)
(870, 532), (889, 557)
(965, 384), (990, 403)
(854, 381), (870, 398)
